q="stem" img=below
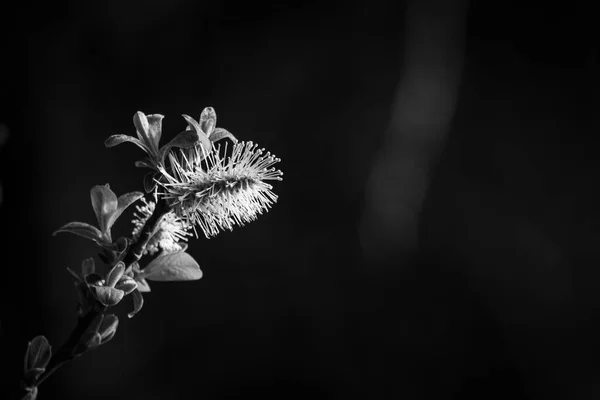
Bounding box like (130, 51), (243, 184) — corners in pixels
(122, 197), (170, 267)
(34, 305), (106, 387)
(19, 197), (170, 396)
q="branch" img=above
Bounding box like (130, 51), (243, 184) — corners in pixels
(122, 197), (170, 267)
(35, 305), (106, 387)
(18, 197), (170, 398)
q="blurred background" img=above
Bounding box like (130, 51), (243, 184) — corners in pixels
(1, 0), (599, 398)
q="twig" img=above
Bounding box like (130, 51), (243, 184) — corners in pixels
(34, 305), (106, 387)
(122, 197), (170, 267)
(18, 197), (170, 398)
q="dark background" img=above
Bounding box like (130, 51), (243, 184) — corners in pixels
(1, 0), (599, 399)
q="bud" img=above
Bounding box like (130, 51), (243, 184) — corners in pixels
(114, 237), (129, 254)
(75, 331), (102, 354)
(92, 286), (124, 307)
(87, 312), (104, 334)
(98, 314), (119, 345)
(81, 258), (95, 277)
(128, 290), (144, 318)
(115, 277), (138, 295)
(23, 336), (51, 384)
(21, 385), (38, 400)
(106, 262), (125, 287)
(84, 273), (104, 286)
(199, 106), (217, 137)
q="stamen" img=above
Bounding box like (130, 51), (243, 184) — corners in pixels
(159, 141), (283, 238)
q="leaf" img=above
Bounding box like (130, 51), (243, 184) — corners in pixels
(133, 111), (151, 147)
(210, 127), (238, 144)
(24, 336), (51, 372)
(84, 273), (104, 286)
(106, 191), (144, 231)
(135, 277), (151, 292)
(199, 106), (217, 137)
(106, 262), (125, 287)
(143, 171), (160, 193)
(22, 369), (44, 389)
(52, 222), (104, 244)
(92, 286), (124, 307)
(115, 277), (138, 295)
(87, 313), (105, 335)
(182, 114), (212, 153)
(146, 114), (164, 153)
(141, 252), (202, 282)
(85, 332), (102, 348)
(98, 314), (119, 344)
(166, 128), (201, 149)
(104, 134), (148, 152)
(135, 158), (154, 169)
(81, 258), (95, 277)
(90, 184), (118, 236)
(158, 129), (201, 166)
(76, 331), (101, 354)
(128, 289), (144, 318)
(113, 237), (129, 254)
(21, 385), (38, 400)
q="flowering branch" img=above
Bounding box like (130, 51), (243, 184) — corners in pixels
(18, 107), (282, 400)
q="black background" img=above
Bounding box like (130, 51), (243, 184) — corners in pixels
(1, 0), (599, 399)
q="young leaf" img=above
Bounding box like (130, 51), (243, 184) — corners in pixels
(128, 290), (144, 318)
(166, 128), (201, 149)
(115, 277), (138, 295)
(24, 336), (51, 373)
(199, 106), (217, 137)
(133, 112), (151, 146)
(106, 262), (125, 288)
(135, 277), (151, 292)
(21, 386), (38, 400)
(114, 237), (129, 254)
(98, 314), (119, 344)
(92, 286), (125, 307)
(90, 184), (118, 236)
(141, 252), (202, 282)
(81, 258), (95, 277)
(75, 331), (102, 354)
(52, 222), (104, 244)
(87, 313), (105, 336)
(145, 114), (164, 153)
(210, 127), (238, 144)
(104, 134), (147, 151)
(23, 367), (45, 387)
(84, 273), (104, 286)
(135, 158), (154, 169)
(182, 114), (212, 153)
(105, 191), (144, 231)
(143, 171), (158, 193)
(158, 129), (200, 166)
